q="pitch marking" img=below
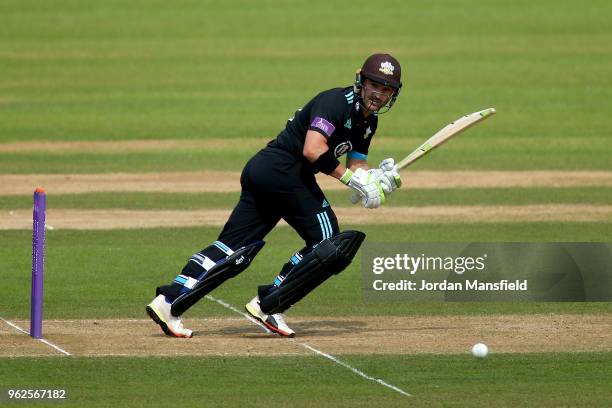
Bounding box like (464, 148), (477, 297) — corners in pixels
(0, 316), (72, 356)
(205, 296), (411, 397)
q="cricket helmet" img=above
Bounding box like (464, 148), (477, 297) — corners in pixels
(354, 53), (403, 113)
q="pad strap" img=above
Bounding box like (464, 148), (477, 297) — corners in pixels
(170, 241), (265, 316)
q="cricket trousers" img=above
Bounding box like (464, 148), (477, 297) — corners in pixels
(157, 146), (340, 302)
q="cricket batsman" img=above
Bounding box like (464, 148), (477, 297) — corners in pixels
(146, 53), (403, 338)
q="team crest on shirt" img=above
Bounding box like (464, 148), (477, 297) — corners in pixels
(364, 127), (372, 139)
(334, 141), (352, 157)
(379, 61), (395, 76)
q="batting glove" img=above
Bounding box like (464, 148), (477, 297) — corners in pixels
(378, 158), (402, 194)
(340, 168), (385, 209)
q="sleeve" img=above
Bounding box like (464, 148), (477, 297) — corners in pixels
(307, 91), (345, 139)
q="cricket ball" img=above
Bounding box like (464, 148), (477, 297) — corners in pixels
(471, 343), (488, 358)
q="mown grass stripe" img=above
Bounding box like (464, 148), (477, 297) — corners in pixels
(0, 137), (610, 153)
(3, 187), (612, 210)
(2, 205), (612, 230)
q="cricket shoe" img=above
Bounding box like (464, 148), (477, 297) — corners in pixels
(245, 296), (295, 337)
(146, 294), (193, 338)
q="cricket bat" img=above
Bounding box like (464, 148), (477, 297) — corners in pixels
(396, 107), (496, 170)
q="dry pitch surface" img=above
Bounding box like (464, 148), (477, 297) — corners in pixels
(2, 314), (612, 357)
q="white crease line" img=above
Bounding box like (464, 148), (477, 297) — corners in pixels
(205, 295), (272, 333)
(1, 316), (30, 335)
(296, 341), (411, 397)
(205, 296), (411, 397)
(37, 338), (72, 356)
(0, 316), (72, 356)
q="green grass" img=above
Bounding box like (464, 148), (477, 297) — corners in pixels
(1, 1), (611, 171)
(2, 187), (612, 210)
(2, 353), (611, 407)
(1, 137), (611, 173)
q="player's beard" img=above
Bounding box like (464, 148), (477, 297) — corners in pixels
(364, 93), (389, 113)
(365, 97), (383, 111)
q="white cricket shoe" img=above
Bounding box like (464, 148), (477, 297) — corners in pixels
(245, 296), (295, 337)
(146, 294), (193, 338)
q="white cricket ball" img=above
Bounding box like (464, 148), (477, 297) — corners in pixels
(471, 343), (488, 358)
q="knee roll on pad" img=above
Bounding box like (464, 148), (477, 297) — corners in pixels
(171, 241), (264, 316)
(259, 230), (365, 314)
